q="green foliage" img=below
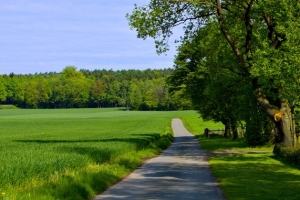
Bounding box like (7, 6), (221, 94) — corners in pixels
(1, 68), (184, 110)
(273, 144), (300, 167)
(0, 105), (18, 109)
(0, 76), (7, 102)
(129, 81), (143, 110)
(25, 81), (39, 108)
(90, 79), (107, 107)
(128, 0), (300, 145)
(244, 98), (274, 146)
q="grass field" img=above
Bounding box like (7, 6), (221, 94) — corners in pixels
(7, 108), (299, 200)
(182, 115), (300, 200)
(0, 108), (200, 200)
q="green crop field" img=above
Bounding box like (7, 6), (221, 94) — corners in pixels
(0, 108), (206, 200)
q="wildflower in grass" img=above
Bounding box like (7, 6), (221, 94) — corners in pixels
(1, 192), (4, 195)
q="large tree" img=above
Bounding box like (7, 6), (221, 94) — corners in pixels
(0, 76), (7, 102)
(128, 0), (300, 147)
(90, 79), (107, 108)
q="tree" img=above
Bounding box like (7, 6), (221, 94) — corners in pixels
(120, 80), (130, 109)
(167, 27), (247, 138)
(0, 76), (7, 102)
(128, 0), (300, 147)
(60, 66), (90, 108)
(37, 79), (51, 108)
(90, 79), (107, 108)
(107, 80), (121, 107)
(50, 78), (67, 108)
(25, 81), (39, 108)
(129, 81), (143, 110)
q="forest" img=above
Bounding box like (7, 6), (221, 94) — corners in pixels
(0, 66), (191, 110)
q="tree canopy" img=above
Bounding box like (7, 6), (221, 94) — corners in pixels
(128, 0), (300, 146)
(0, 67), (191, 111)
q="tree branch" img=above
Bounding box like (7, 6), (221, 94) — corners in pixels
(245, 0), (254, 57)
(252, 78), (280, 118)
(219, 65), (247, 77)
(215, 0), (249, 75)
(263, 12), (286, 49)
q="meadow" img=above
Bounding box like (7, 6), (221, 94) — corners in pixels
(0, 108), (203, 200)
(182, 115), (300, 200)
(6, 108), (297, 200)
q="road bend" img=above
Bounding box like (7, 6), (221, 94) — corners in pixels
(93, 118), (225, 200)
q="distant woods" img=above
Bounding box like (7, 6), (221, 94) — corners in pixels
(0, 66), (192, 110)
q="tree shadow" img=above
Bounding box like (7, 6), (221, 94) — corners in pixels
(12, 133), (164, 163)
(210, 153), (300, 200)
(117, 108), (127, 111)
(94, 133), (225, 200)
(14, 133), (159, 144)
(196, 137), (248, 151)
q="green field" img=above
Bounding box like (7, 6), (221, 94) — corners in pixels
(0, 108), (203, 200)
(182, 117), (300, 200)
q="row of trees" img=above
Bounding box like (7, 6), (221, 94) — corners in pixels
(0, 67), (191, 110)
(128, 0), (300, 147)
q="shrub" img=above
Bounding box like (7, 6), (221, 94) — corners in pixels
(0, 105), (18, 109)
(273, 144), (300, 166)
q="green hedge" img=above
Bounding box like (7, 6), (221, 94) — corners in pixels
(273, 144), (300, 166)
(0, 105), (18, 109)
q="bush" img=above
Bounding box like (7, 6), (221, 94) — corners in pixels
(0, 105), (18, 109)
(273, 144), (300, 166)
(244, 103), (273, 146)
(245, 118), (273, 146)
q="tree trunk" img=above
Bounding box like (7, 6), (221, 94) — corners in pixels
(231, 123), (238, 140)
(279, 100), (297, 147)
(222, 120), (231, 138)
(252, 79), (297, 147)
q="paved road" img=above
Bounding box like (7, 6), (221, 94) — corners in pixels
(93, 118), (225, 200)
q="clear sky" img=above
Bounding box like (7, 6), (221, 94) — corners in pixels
(0, 0), (181, 75)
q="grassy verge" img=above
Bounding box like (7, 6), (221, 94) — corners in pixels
(210, 153), (300, 200)
(0, 108), (193, 199)
(182, 116), (300, 200)
(180, 113), (223, 135)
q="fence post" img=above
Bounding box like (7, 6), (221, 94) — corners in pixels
(204, 128), (209, 138)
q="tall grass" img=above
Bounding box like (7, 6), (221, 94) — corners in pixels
(0, 108), (196, 199)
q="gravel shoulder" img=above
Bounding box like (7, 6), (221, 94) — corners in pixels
(93, 118), (226, 200)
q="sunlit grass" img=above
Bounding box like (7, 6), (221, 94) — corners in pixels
(182, 113), (300, 200)
(0, 108), (196, 199)
(210, 153), (300, 200)
(180, 114), (224, 135)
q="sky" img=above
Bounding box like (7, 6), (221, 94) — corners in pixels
(0, 0), (182, 75)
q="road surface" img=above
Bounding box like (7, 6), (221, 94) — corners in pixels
(93, 118), (225, 200)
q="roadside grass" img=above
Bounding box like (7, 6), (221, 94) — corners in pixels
(210, 153), (300, 200)
(180, 114), (224, 135)
(182, 114), (300, 200)
(0, 108), (195, 200)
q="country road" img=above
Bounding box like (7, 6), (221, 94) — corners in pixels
(93, 118), (225, 200)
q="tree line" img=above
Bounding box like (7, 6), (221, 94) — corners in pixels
(0, 67), (191, 110)
(128, 0), (300, 147)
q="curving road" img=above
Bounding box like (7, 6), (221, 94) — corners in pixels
(93, 118), (225, 200)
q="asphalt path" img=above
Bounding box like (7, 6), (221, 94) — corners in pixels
(93, 118), (225, 200)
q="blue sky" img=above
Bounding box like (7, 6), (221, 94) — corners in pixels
(0, 0), (181, 75)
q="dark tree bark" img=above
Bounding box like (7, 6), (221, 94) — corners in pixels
(222, 119), (231, 138)
(231, 123), (238, 140)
